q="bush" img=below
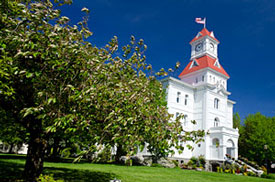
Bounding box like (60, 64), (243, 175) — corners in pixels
(172, 160), (179, 167)
(37, 174), (63, 182)
(187, 160), (194, 166)
(93, 146), (112, 163)
(198, 155), (206, 167)
(261, 174), (275, 179)
(247, 171), (256, 176)
(190, 157), (198, 163)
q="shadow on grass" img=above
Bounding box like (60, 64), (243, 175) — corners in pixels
(0, 156), (116, 182)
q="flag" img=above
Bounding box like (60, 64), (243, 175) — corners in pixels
(195, 18), (206, 25)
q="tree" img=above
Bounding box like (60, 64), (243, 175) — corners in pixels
(233, 112), (241, 129)
(239, 113), (275, 171)
(0, 0), (205, 181)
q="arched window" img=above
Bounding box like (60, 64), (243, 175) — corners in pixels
(202, 76), (205, 82)
(176, 92), (181, 103)
(226, 139), (235, 157)
(185, 95), (188, 105)
(214, 117), (220, 127)
(214, 98), (219, 109)
(212, 138), (219, 147)
(227, 139), (234, 148)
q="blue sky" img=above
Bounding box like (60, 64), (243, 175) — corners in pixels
(59, 0), (275, 121)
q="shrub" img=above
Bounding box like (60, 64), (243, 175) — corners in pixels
(187, 160), (194, 166)
(93, 146), (112, 163)
(261, 173), (275, 179)
(37, 174), (63, 182)
(198, 155), (206, 167)
(172, 160), (179, 167)
(190, 157), (198, 165)
(224, 169), (230, 173)
(247, 171), (256, 176)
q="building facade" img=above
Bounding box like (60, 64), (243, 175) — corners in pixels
(161, 28), (239, 161)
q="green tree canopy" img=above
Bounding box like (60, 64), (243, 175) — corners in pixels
(239, 113), (275, 168)
(233, 112), (241, 129)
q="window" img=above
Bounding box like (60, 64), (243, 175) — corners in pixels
(176, 112), (179, 117)
(202, 76), (204, 82)
(196, 78), (198, 83)
(176, 92), (181, 103)
(212, 138), (219, 147)
(213, 77), (215, 82)
(183, 114), (188, 126)
(210, 75), (212, 82)
(184, 95), (188, 105)
(214, 98), (219, 109)
(214, 117), (220, 127)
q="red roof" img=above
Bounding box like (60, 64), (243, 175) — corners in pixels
(190, 28), (219, 43)
(178, 55), (229, 78)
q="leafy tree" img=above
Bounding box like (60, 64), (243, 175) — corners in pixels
(239, 113), (275, 171)
(0, 0), (205, 181)
(0, 109), (27, 153)
(233, 112), (241, 129)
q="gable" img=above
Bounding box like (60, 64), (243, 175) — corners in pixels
(178, 55), (229, 78)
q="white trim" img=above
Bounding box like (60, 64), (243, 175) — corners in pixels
(227, 99), (236, 104)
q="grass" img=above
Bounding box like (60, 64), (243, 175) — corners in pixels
(0, 153), (274, 182)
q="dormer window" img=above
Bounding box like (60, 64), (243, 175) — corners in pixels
(214, 60), (221, 68)
(190, 60), (199, 69)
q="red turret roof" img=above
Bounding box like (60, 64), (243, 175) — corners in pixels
(190, 28), (219, 43)
(178, 55), (229, 78)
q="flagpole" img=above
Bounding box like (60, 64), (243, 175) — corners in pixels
(204, 17), (206, 28)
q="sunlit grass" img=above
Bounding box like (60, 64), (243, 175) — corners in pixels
(0, 154), (274, 182)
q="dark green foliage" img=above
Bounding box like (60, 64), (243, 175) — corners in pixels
(233, 112), (241, 129)
(239, 113), (275, 168)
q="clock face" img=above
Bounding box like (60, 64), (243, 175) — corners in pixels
(209, 43), (214, 51)
(195, 43), (202, 52)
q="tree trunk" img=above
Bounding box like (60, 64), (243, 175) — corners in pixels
(115, 144), (127, 163)
(23, 119), (46, 182)
(51, 137), (60, 161)
(8, 143), (14, 154)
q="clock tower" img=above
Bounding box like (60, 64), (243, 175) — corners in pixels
(190, 28), (219, 60)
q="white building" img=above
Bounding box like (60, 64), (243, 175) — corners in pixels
(161, 28), (239, 162)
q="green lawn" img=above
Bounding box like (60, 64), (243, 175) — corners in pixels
(0, 154), (274, 182)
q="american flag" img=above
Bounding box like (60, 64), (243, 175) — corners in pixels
(195, 18), (206, 25)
